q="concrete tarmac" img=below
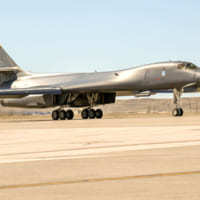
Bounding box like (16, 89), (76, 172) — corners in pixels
(0, 114), (200, 199)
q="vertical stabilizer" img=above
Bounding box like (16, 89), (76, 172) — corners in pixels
(0, 46), (26, 85)
(0, 46), (17, 68)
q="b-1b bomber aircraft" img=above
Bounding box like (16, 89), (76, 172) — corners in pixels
(0, 46), (199, 120)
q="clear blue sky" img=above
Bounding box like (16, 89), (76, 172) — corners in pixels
(1, 0), (200, 74)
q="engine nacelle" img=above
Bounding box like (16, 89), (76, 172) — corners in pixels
(1, 94), (54, 108)
(1, 93), (116, 108)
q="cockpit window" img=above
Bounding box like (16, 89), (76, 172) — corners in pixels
(185, 63), (197, 70)
(177, 63), (198, 70)
(177, 64), (185, 69)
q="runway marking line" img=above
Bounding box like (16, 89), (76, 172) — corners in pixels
(0, 170), (200, 190)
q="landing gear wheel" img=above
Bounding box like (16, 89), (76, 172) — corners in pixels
(52, 110), (59, 120)
(95, 109), (103, 119)
(66, 110), (74, 120)
(88, 109), (96, 119)
(172, 108), (184, 117)
(81, 109), (88, 119)
(178, 108), (183, 116)
(172, 108), (179, 117)
(59, 110), (66, 120)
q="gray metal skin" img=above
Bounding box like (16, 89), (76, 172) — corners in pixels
(0, 46), (200, 115)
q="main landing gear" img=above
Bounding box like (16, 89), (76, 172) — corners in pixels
(51, 108), (103, 120)
(51, 109), (74, 120)
(81, 108), (103, 119)
(172, 88), (184, 117)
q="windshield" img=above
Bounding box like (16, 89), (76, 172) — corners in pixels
(185, 63), (198, 70)
(177, 63), (199, 70)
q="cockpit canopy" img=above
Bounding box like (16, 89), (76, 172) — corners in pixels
(177, 63), (199, 70)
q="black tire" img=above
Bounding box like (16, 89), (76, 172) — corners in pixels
(178, 108), (183, 116)
(66, 110), (74, 120)
(88, 109), (96, 119)
(81, 109), (88, 119)
(172, 108), (179, 117)
(59, 110), (66, 120)
(52, 110), (59, 120)
(95, 109), (103, 119)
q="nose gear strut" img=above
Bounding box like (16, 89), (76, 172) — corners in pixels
(172, 88), (184, 117)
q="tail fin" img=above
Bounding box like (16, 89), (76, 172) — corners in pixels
(0, 46), (25, 74)
(0, 46), (27, 85)
(0, 45), (17, 68)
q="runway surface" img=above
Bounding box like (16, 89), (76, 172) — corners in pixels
(0, 114), (200, 199)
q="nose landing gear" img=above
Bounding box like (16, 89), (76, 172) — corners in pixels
(172, 89), (184, 117)
(172, 108), (183, 117)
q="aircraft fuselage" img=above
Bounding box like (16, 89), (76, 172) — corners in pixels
(11, 61), (199, 93)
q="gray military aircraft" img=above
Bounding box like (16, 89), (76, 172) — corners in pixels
(0, 45), (199, 120)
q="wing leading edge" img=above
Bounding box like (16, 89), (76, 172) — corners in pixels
(0, 87), (62, 97)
